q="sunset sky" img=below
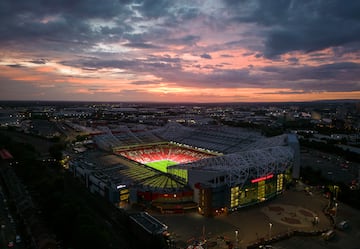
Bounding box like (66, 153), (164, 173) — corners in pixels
(1, 0), (360, 102)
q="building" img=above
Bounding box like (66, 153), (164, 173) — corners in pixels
(71, 123), (299, 216)
(168, 133), (298, 216)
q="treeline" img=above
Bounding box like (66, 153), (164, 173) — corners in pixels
(0, 131), (167, 249)
(220, 120), (284, 137)
(300, 166), (360, 210)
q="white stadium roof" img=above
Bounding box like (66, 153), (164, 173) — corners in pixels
(169, 145), (294, 187)
(92, 122), (298, 187)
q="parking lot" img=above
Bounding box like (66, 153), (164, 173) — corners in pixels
(301, 149), (359, 184)
(273, 199), (360, 249)
(0, 186), (22, 249)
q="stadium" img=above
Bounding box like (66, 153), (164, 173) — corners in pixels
(73, 122), (299, 216)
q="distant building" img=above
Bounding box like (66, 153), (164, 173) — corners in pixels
(311, 111), (321, 120)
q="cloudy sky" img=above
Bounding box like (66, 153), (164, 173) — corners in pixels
(1, 0), (360, 102)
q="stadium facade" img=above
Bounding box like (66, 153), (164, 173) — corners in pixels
(71, 122), (299, 216)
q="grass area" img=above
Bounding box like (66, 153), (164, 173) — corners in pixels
(146, 160), (178, 172)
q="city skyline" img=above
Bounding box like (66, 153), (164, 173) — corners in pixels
(1, 0), (360, 103)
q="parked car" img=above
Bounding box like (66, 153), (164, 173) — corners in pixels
(322, 230), (336, 241)
(259, 245), (272, 249)
(337, 220), (349, 231)
(15, 235), (21, 243)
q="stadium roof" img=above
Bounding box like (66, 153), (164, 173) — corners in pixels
(91, 123), (298, 188)
(170, 145), (293, 173)
(153, 122), (263, 153)
(82, 152), (189, 192)
(94, 125), (164, 151)
(93, 122), (266, 153)
(168, 134), (295, 187)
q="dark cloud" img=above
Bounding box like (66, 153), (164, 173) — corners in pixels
(274, 80), (360, 93)
(221, 54), (234, 58)
(263, 62), (360, 82)
(0, 0), (204, 56)
(174, 6), (199, 21)
(159, 61), (360, 93)
(122, 42), (161, 49)
(60, 58), (137, 70)
(2, 0), (360, 59)
(6, 64), (24, 68)
(287, 57), (299, 65)
(0, 0), (132, 51)
(131, 0), (200, 33)
(164, 35), (201, 46)
(133, 0), (172, 19)
(146, 55), (182, 64)
(88, 88), (109, 92)
(242, 52), (253, 57)
(154, 67), (262, 89)
(59, 53), (360, 94)
(131, 80), (162, 85)
(29, 59), (47, 64)
(60, 54), (183, 77)
(200, 53), (212, 59)
(256, 62), (360, 93)
(224, 0), (360, 58)
(260, 90), (308, 95)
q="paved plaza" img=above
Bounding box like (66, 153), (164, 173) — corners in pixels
(153, 185), (360, 249)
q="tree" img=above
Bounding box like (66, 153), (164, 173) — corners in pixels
(49, 143), (66, 161)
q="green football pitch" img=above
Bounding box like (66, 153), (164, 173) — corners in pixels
(146, 160), (178, 172)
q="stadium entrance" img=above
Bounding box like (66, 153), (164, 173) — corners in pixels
(230, 173), (284, 210)
(198, 173), (288, 216)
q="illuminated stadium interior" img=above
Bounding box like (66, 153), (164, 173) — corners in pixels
(145, 160), (178, 173)
(115, 143), (217, 177)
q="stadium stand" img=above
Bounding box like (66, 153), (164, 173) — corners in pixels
(116, 144), (213, 165)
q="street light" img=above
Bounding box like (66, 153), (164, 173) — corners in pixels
(314, 216), (319, 226)
(334, 202), (339, 223)
(334, 185), (339, 200)
(269, 223), (273, 240)
(235, 230), (239, 249)
(0, 224), (5, 246)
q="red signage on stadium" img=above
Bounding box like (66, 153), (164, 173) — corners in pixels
(251, 174), (274, 183)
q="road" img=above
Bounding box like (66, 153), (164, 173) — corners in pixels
(0, 186), (23, 249)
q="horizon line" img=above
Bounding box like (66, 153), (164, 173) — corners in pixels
(0, 98), (359, 105)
